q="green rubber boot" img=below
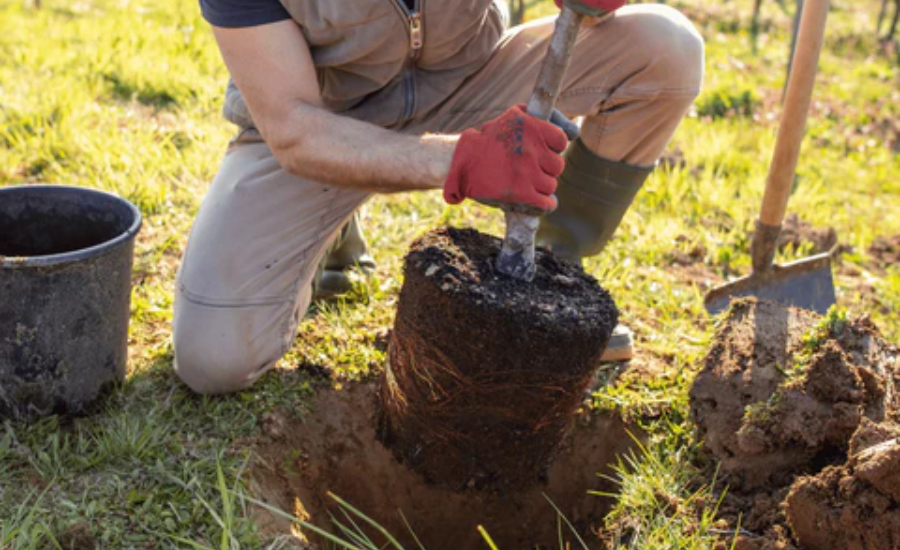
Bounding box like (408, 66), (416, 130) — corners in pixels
(537, 138), (654, 362)
(313, 213), (376, 301)
(537, 138), (654, 262)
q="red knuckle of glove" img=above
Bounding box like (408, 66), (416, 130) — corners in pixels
(443, 106), (564, 212)
(540, 123), (568, 154)
(539, 152), (565, 180)
(534, 192), (557, 213)
(532, 173), (558, 198)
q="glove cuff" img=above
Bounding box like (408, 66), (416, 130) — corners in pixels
(443, 129), (480, 204)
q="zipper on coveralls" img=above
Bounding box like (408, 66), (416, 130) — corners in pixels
(391, 0), (423, 124)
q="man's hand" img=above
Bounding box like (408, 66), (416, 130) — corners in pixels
(553, 0), (626, 14)
(443, 105), (568, 213)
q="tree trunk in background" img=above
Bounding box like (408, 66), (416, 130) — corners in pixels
(751, 0), (765, 53)
(783, 0), (804, 101)
(888, 0), (899, 40)
(510, 0), (526, 27)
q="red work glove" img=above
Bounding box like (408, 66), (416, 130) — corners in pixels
(554, 0), (626, 14)
(443, 105), (567, 214)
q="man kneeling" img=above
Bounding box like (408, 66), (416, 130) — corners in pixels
(173, 0), (705, 394)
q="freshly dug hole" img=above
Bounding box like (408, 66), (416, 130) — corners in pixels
(252, 383), (641, 550)
(690, 298), (900, 550)
(379, 227), (619, 492)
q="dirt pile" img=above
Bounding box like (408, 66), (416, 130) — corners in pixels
(689, 298), (900, 550)
(252, 383), (640, 550)
(786, 419), (900, 550)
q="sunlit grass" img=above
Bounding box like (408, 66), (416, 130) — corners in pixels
(0, 0), (897, 546)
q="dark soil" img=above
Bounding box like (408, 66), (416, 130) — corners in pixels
(690, 298), (900, 550)
(55, 521), (95, 550)
(666, 234), (723, 292)
(776, 213), (838, 255)
(378, 227), (619, 492)
(252, 383), (641, 550)
(786, 420), (900, 550)
(868, 234), (900, 270)
(401, 227), (617, 331)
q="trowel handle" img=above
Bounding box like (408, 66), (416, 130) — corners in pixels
(497, 4), (584, 281)
(753, 0), (829, 271)
(523, 4), (584, 121)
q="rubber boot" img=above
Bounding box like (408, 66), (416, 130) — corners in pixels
(537, 138), (654, 362)
(537, 138), (654, 262)
(313, 213), (376, 300)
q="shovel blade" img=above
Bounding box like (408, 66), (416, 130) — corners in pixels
(705, 253), (836, 316)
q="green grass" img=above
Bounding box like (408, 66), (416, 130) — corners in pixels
(1, 0), (898, 547)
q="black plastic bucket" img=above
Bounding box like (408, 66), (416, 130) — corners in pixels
(0, 184), (142, 422)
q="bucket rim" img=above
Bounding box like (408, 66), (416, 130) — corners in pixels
(0, 184), (143, 269)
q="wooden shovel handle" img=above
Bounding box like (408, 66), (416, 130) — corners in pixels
(759, 0), (829, 227)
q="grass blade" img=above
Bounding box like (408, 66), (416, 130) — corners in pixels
(542, 494), (590, 550)
(327, 492), (407, 550)
(398, 509), (426, 550)
(477, 525), (500, 550)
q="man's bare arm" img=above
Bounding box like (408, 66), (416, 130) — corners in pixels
(212, 21), (456, 193)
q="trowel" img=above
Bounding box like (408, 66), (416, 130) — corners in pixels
(495, 0), (596, 281)
(705, 0), (836, 315)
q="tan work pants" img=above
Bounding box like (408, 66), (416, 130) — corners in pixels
(173, 4), (704, 394)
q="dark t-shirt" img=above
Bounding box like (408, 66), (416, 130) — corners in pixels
(200, 0), (417, 28)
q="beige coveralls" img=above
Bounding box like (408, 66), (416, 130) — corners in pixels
(174, 1), (705, 394)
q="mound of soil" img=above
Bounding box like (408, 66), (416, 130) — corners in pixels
(379, 227), (619, 492)
(252, 383), (641, 550)
(691, 298), (900, 550)
(691, 298), (898, 491)
(786, 419), (900, 550)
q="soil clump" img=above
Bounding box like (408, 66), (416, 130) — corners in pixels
(252, 382), (640, 550)
(666, 235), (723, 291)
(690, 298), (900, 550)
(868, 234), (900, 270)
(55, 521), (95, 550)
(379, 227), (619, 492)
(776, 213), (838, 255)
(785, 419), (900, 550)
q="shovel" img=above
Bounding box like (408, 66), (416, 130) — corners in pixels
(495, 1), (587, 281)
(705, 0), (836, 316)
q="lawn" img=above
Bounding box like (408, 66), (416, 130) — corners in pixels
(1, 0), (898, 547)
